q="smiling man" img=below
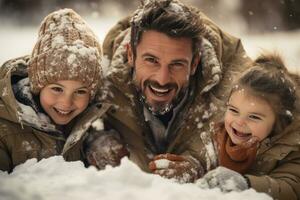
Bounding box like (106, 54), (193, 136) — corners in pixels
(100, 0), (251, 182)
(129, 30), (198, 116)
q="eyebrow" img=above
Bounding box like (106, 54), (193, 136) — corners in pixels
(142, 53), (158, 59)
(249, 112), (266, 118)
(142, 53), (189, 65)
(227, 103), (266, 117)
(49, 83), (88, 90)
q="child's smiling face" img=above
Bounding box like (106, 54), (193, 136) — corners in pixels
(224, 88), (276, 145)
(40, 80), (90, 125)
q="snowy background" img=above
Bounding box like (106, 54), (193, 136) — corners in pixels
(0, 0), (299, 199)
(0, 0), (300, 72)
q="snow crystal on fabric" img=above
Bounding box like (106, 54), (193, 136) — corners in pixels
(1, 87), (8, 97)
(67, 54), (76, 65)
(17, 103), (57, 132)
(109, 30), (130, 76)
(154, 159), (170, 168)
(22, 141), (33, 151)
(91, 118), (104, 131)
(200, 131), (217, 170)
(51, 35), (65, 48)
(101, 55), (111, 77)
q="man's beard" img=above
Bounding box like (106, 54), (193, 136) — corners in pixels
(133, 75), (187, 115)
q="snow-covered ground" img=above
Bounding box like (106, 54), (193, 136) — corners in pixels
(0, 156), (272, 200)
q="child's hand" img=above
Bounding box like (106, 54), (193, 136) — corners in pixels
(85, 130), (129, 170)
(196, 166), (249, 192)
(148, 153), (204, 183)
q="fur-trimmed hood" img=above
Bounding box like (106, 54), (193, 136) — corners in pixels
(0, 56), (59, 133)
(100, 10), (252, 172)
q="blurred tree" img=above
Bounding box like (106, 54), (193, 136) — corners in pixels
(240, 0), (300, 33)
(284, 0), (300, 29)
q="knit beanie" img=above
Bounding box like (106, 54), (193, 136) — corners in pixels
(28, 8), (102, 100)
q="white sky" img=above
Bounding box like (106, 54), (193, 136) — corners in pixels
(0, 14), (299, 73)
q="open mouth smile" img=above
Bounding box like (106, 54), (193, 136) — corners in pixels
(53, 108), (74, 116)
(232, 127), (252, 139)
(148, 84), (173, 97)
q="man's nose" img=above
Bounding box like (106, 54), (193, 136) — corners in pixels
(155, 66), (171, 86)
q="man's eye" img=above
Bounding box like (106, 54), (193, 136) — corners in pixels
(145, 57), (158, 64)
(170, 62), (185, 69)
(51, 87), (63, 93)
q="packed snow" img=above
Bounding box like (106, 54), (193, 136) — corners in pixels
(0, 156), (272, 200)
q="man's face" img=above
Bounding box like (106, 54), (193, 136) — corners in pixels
(128, 30), (199, 114)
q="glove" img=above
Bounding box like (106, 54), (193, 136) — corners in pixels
(196, 166), (249, 192)
(85, 129), (129, 170)
(148, 153), (204, 183)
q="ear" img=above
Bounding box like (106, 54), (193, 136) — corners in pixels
(127, 43), (134, 66)
(191, 54), (200, 75)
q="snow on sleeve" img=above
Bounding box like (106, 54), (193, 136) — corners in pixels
(0, 156), (272, 200)
(101, 55), (111, 77)
(91, 118), (104, 131)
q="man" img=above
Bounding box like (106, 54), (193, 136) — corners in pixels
(97, 0), (251, 182)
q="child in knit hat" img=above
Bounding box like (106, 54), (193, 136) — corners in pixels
(0, 8), (116, 172)
(197, 53), (300, 200)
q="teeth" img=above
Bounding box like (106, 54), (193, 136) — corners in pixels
(149, 85), (169, 93)
(233, 128), (251, 137)
(55, 108), (72, 115)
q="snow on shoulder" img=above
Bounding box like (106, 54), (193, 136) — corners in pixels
(0, 156), (272, 200)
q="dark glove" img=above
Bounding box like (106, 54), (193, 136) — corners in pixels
(148, 153), (204, 183)
(85, 129), (129, 170)
(196, 166), (249, 192)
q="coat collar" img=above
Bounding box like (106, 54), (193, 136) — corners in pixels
(62, 103), (112, 154)
(0, 56), (59, 134)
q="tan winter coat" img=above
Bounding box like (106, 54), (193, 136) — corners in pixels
(0, 56), (111, 172)
(244, 120), (300, 200)
(101, 11), (251, 172)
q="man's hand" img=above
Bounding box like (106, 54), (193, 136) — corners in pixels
(196, 166), (249, 192)
(148, 153), (204, 183)
(85, 129), (129, 170)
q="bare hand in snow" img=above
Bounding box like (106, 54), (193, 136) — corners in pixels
(85, 129), (129, 170)
(148, 153), (204, 183)
(196, 166), (249, 192)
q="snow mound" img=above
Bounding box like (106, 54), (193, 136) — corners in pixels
(0, 156), (272, 200)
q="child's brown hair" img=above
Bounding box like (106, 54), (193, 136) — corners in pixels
(230, 53), (298, 136)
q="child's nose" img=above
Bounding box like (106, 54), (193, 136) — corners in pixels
(235, 117), (247, 127)
(59, 95), (73, 107)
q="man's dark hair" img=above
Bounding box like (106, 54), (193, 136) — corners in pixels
(130, 0), (204, 59)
